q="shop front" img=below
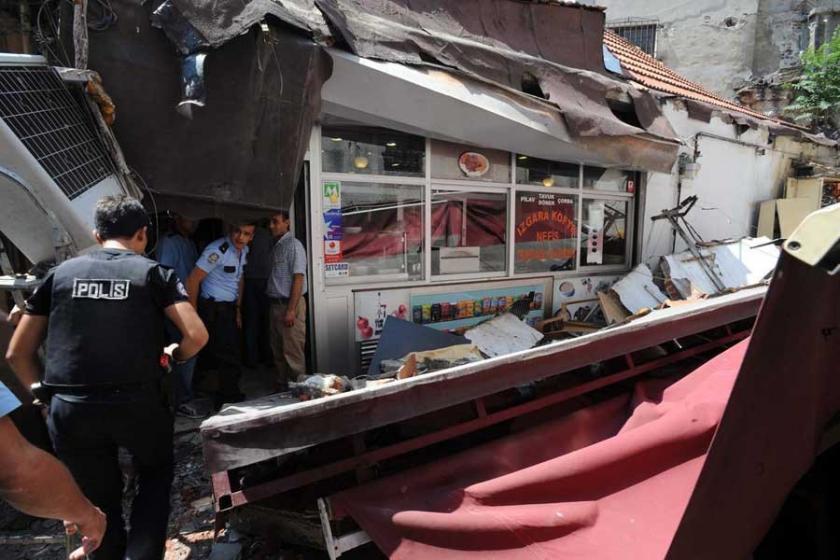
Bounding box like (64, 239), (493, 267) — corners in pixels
(306, 120), (641, 374)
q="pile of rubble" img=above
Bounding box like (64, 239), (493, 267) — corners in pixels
(281, 237), (780, 406)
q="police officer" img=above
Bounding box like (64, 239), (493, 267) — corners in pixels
(186, 221), (255, 408)
(5, 195), (209, 560)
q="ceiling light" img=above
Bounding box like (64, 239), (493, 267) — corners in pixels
(517, 155), (528, 160)
(386, 142), (397, 147)
(391, 162), (400, 167)
(542, 176), (555, 187)
(353, 156), (369, 169)
(330, 137), (343, 142)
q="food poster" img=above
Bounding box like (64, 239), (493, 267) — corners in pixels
(553, 275), (620, 321)
(354, 289), (411, 341)
(410, 284), (545, 333)
(515, 192), (577, 271)
(322, 181), (346, 271)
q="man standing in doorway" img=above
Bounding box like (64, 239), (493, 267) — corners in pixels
(6, 195), (208, 560)
(267, 210), (308, 390)
(186, 222), (254, 408)
(156, 213), (200, 417)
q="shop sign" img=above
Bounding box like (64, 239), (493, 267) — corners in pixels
(324, 239), (343, 264)
(354, 290), (410, 341)
(323, 181), (341, 210)
(410, 284), (545, 333)
(458, 151), (490, 177)
(325, 262), (349, 278)
(323, 180), (343, 264)
(515, 192), (577, 263)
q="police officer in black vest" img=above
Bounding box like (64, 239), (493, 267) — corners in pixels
(6, 195), (209, 560)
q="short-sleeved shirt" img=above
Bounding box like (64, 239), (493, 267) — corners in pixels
(195, 237), (248, 303)
(156, 233), (198, 285)
(0, 381), (20, 417)
(24, 248), (188, 387)
(267, 231), (308, 299)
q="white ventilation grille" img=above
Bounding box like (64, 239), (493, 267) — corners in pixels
(0, 65), (114, 200)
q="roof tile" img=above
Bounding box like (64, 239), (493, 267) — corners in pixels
(604, 30), (796, 127)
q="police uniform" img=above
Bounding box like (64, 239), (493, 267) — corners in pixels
(195, 237), (248, 405)
(24, 247), (187, 560)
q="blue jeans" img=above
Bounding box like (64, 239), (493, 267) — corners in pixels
(164, 321), (196, 405)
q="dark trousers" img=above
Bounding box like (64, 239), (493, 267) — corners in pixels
(242, 277), (271, 366)
(197, 299), (242, 404)
(47, 395), (174, 560)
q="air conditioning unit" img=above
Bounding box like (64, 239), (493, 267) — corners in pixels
(0, 53), (135, 266)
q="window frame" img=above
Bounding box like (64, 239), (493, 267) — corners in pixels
(314, 124), (639, 288)
(429, 182), (511, 282)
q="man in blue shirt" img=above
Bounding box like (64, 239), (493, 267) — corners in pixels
(156, 213), (200, 417)
(186, 222), (255, 408)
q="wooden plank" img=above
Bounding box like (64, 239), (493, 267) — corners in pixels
(757, 200), (777, 239)
(777, 198), (814, 238)
(201, 288), (766, 473)
(598, 291), (630, 325)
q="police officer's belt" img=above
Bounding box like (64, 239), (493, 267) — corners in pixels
(43, 380), (161, 397)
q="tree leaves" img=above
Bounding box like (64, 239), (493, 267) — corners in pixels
(784, 28), (840, 129)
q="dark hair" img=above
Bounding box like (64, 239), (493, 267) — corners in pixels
(273, 209), (290, 221)
(94, 195), (150, 240)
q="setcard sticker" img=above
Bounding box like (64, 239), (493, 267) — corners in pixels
(325, 262), (349, 278)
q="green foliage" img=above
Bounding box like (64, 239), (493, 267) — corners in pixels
(785, 29), (840, 127)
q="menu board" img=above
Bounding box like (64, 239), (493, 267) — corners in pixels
(515, 192), (577, 263)
(410, 284), (545, 333)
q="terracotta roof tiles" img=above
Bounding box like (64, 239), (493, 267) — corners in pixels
(603, 30), (795, 127)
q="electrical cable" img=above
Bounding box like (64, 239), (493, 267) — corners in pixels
(129, 167), (161, 257)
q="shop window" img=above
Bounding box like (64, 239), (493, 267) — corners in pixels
(514, 191), (578, 273)
(323, 181), (424, 282)
(430, 140), (511, 183)
(580, 199), (628, 266)
(515, 155), (579, 188)
(322, 126), (424, 177)
(431, 190), (507, 275)
(583, 166), (637, 193)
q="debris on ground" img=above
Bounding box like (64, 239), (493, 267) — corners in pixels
(464, 313), (544, 357)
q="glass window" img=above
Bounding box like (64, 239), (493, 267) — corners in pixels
(323, 181), (424, 282)
(431, 140), (511, 183)
(581, 199), (628, 266)
(322, 126), (424, 177)
(514, 191), (578, 273)
(515, 156), (579, 188)
(431, 190), (507, 275)
(583, 166), (637, 192)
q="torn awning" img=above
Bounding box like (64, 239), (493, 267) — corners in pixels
(64, 0), (332, 222)
(330, 342), (746, 559)
(330, 235), (840, 558)
(71, 0), (677, 219)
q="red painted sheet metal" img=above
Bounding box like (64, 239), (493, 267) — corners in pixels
(331, 341), (748, 559)
(331, 250), (840, 559)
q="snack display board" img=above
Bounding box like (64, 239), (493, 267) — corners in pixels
(354, 289), (410, 342)
(410, 284), (545, 333)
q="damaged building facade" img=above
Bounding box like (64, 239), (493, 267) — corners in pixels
(0, 0), (836, 376)
(592, 0), (840, 117)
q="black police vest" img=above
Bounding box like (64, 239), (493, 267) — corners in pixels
(43, 249), (165, 387)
